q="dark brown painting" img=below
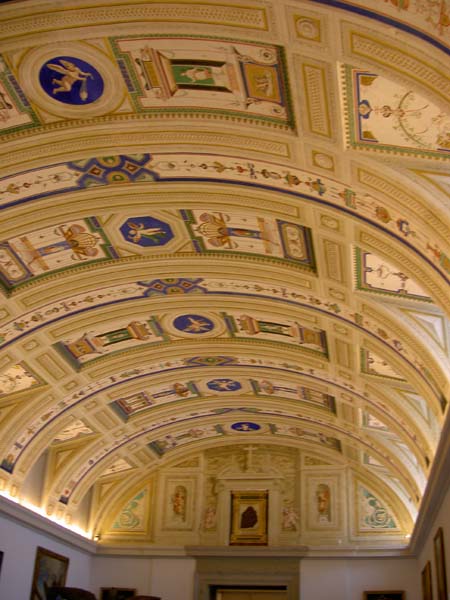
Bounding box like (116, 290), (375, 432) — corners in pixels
(434, 527), (448, 600)
(422, 561), (433, 600)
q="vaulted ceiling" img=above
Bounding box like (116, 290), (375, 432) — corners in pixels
(0, 0), (449, 554)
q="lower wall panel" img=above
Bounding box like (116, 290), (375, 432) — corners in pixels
(0, 512), (92, 599)
(0, 513), (428, 600)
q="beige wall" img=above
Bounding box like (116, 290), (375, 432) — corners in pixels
(417, 483), (450, 600)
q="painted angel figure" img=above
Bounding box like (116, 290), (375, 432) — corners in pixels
(282, 505), (298, 530)
(126, 221), (165, 243)
(203, 505), (216, 530)
(46, 59), (93, 100)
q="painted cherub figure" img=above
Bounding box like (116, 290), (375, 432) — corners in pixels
(46, 59), (93, 100)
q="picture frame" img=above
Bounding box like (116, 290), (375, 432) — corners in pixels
(100, 588), (136, 600)
(230, 490), (268, 545)
(422, 561), (433, 600)
(363, 592), (405, 600)
(30, 546), (69, 600)
(433, 527), (448, 600)
(0, 550), (3, 579)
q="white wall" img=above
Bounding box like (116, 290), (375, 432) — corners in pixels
(0, 512), (92, 599)
(418, 483), (450, 600)
(90, 555), (151, 597)
(300, 558), (420, 600)
(149, 558), (196, 600)
(90, 556), (196, 600)
(92, 554), (420, 600)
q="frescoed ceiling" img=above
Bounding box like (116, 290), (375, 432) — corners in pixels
(0, 0), (449, 554)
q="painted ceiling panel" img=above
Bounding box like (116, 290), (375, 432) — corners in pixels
(0, 0), (448, 555)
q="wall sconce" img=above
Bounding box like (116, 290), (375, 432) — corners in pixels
(93, 533), (101, 541)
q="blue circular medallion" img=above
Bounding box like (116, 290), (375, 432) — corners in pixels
(231, 422), (261, 432)
(39, 56), (104, 105)
(173, 314), (214, 334)
(207, 378), (242, 392)
(120, 216), (174, 247)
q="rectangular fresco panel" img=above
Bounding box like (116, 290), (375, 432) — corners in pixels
(110, 381), (199, 421)
(182, 210), (316, 271)
(0, 217), (117, 292)
(55, 315), (166, 368)
(360, 348), (404, 381)
(272, 423), (342, 452)
(224, 310), (327, 355)
(0, 59), (39, 135)
(354, 248), (431, 300)
(346, 66), (450, 157)
(0, 362), (42, 398)
(251, 378), (336, 413)
(148, 424), (225, 456)
(111, 36), (293, 129)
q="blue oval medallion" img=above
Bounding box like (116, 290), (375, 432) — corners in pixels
(231, 422), (260, 432)
(39, 56), (104, 105)
(173, 314), (214, 334)
(207, 379), (242, 392)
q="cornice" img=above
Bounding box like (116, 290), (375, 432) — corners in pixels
(409, 407), (450, 555)
(0, 495), (95, 553)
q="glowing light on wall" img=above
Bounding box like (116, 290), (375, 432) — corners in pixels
(0, 490), (92, 539)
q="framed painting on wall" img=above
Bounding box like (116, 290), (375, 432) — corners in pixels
(422, 561), (433, 600)
(29, 546), (69, 600)
(0, 550), (3, 579)
(363, 592), (405, 600)
(100, 588), (136, 600)
(434, 527), (448, 600)
(230, 490), (268, 545)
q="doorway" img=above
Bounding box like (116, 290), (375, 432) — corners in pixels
(212, 585), (288, 600)
(194, 554), (300, 600)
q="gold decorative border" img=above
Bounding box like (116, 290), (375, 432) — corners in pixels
(0, 2), (269, 48)
(230, 490), (268, 545)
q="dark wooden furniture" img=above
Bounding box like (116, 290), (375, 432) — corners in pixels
(46, 587), (97, 600)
